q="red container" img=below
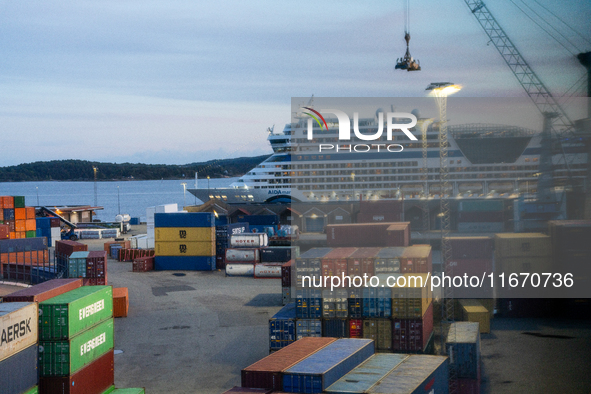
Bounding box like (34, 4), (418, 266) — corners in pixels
(133, 256), (154, 272)
(0, 208), (3, 221)
(2, 278), (83, 302)
(222, 388), (271, 394)
(349, 319), (363, 338)
(326, 223), (410, 247)
(39, 349), (114, 394)
(50, 217), (61, 227)
(55, 240), (88, 256)
(25, 207), (36, 219)
(392, 302), (434, 352)
(87, 250), (107, 279)
(0, 224), (9, 239)
(241, 337), (336, 390)
(103, 240), (130, 253)
(457, 377), (481, 394)
(281, 260), (293, 288)
(400, 245), (432, 273)
(458, 211), (503, 223)
(322, 248), (357, 278)
(83, 276), (107, 286)
(447, 237), (494, 260)
(216, 255), (225, 270)
(348, 247), (381, 277)
(6, 220), (16, 232)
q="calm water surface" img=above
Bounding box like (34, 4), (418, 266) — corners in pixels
(0, 178), (236, 222)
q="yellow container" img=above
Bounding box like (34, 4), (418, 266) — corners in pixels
(391, 273), (433, 318)
(155, 241), (215, 257)
(460, 299), (490, 334)
(496, 256), (553, 276)
(155, 227), (215, 242)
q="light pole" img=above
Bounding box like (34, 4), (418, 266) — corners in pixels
(92, 166), (98, 206)
(207, 176), (210, 194)
(351, 173), (355, 200)
(117, 186), (121, 215)
(181, 183), (187, 208)
(36, 187), (39, 206)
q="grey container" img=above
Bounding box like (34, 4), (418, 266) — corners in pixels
(0, 237), (47, 253)
(296, 319), (322, 340)
(282, 286), (293, 305)
(0, 344), (38, 394)
(283, 338), (375, 393)
(445, 322), (480, 379)
(368, 355), (449, 394)
(326, 354), (409, 393)
(374, 247), (406, 274)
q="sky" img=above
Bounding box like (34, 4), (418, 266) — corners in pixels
(0, 0), (589, 166)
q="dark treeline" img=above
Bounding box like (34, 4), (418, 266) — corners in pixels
(0, 155), (271, 182)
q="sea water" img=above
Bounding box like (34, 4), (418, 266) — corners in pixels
(0, 178), (236, 222)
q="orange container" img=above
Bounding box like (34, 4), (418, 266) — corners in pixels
(113, 287), (129, 318)
(25, 207), (36, 219)
(15, 220), (26, 232)
(14, 208), (27, 220)
(25, 219), (36, 231)
(16, 231), (26, 239)
(0, 209), (4, 221)
(9, 232), (16, 239)
(1, 196), (14, 208)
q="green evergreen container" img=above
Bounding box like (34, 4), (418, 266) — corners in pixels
(101, 388), (145, 394)
(101, 387), (116, 394)
(39, 318), (114, 376)
(67, 251), (90, 278)
(26, 230), (36, 238)
(23, 386), (39, 394)
(39, 286), (113, 340)
(13, 196), (26, 208)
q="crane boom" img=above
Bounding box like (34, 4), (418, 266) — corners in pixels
(464, 0), (574, 133)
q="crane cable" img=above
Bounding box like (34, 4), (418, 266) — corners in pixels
(506, 0), (577, 56)
(532, 0), (591, 47)
(405, 0), (410, 34)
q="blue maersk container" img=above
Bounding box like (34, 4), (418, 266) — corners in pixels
(367, 355), (449, 394)
(445, 322), (480, 379)
(154, 212), (215, 228)
(154, 256), (215, 271)
(362, 287), (392, 318)
(325, 354), (409, 393)
(283, 338), (375, 393)
(269, 303), (296, 351)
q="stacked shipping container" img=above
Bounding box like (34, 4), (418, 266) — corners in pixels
(326, 222), (410, 248)
(457, 200), (504, 233)
(0, 196), (37, 240)
(154, 212), (216, 270)
(1, 237), (51, 283)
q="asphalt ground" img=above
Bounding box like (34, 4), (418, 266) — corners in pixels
(1, 232), (590, 393)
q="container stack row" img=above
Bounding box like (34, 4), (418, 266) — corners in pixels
(154, 212), (216, 271)
(225, 234), (297, 278)
(2, 279), (144, 393)
(457, 200), (505, 233)
(35, 217), (61, 247)
(0, 196), (38, 240)
(326, 222), (410, 248)
(146, 204), (180, 249)
(238, 337), (449, 394)
(215, 222), (250, 270)
(55, 240), (108, 286)
(1, 237), (50, 283)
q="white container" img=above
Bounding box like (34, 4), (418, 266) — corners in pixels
(254, 263), (282, 278)
(0, 302), (38, 363)
(225, 263), (254, 277)
(147, 237), (155, 249)
(50, 227), (61, 247)
(229, 234), (268, 248)
(225, 248), (260, 262)
(156, 204), (179, 213)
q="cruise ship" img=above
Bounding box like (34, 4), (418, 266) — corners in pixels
(188, 109), (588, 205)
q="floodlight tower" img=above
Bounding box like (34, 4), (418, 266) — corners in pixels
(427, 82), (461, 393)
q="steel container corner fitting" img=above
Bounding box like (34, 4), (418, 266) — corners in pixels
(282, 338), (375, 393)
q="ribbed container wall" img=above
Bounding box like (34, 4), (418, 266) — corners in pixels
(446, 322), (481, 380)
(269, 303), (296, 351)
(296, 319), (322, 340)
(154, 212), (216, 271)
(0, 344), (38, 394)
(1, 278), (83, 302)
(367, 355), (449, 394)
(282, 339), (375, 393)
(392, 302), (434, 353)
(326, 223), (410, 247)
(363, 319), (392, 352)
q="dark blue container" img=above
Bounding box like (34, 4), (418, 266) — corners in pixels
(0, 344), (38, 394)
(36, 217), (52, 229)
(154, 212), (215, 228)
(31, 266), (58, 284)
(36, 228), (43, 237)
(322, 319), (349, 338)
(362, 287), (392, 318)
(269, 303), (296, 350)
(0, 237), (48, 253)
(445, 322), (480, 379)
(110, 244), (122, 259)
(348, 288), (362, 318)
(154, 256), (215, 271)
(367, 355), (449, 394)
(283, 338), (375, 393)
(214, 215), (228, 226)
(260, 247), (293, 263)
(296, 319), (322, 340)
(3, 208), (15, 221)
(226, 222), (250, 236)
(296, 288), (322, 319)
(129, 217), (141, 225)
